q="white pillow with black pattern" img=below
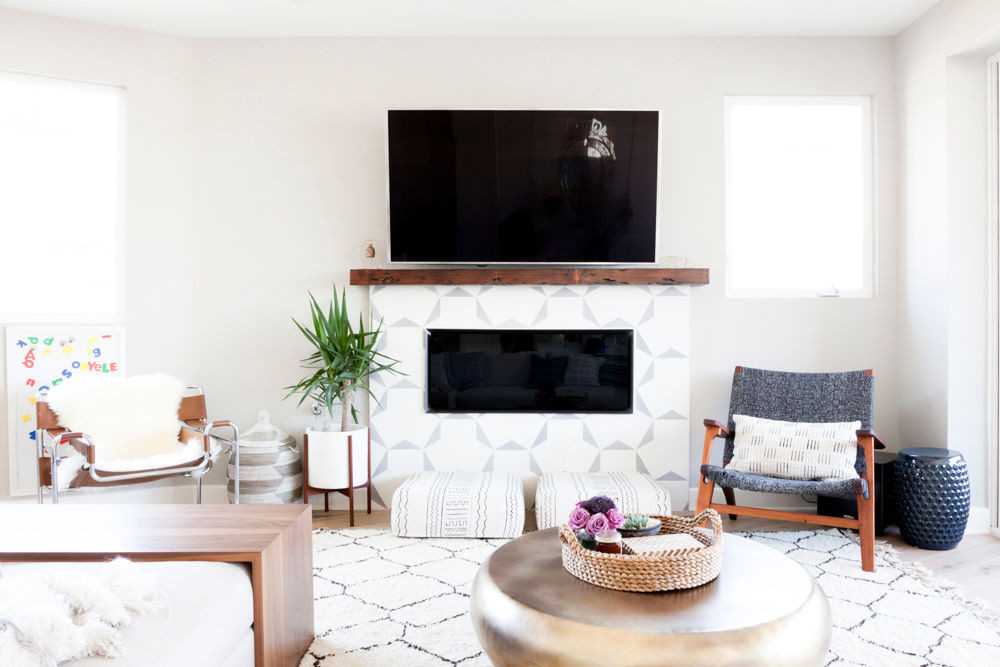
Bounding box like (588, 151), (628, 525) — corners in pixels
(728, 414), (860, 481)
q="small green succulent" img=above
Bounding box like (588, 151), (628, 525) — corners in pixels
(623, 514), (650, 530)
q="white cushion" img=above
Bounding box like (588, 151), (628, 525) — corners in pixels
(391, 472), (524, 538)
(3, 561), (253, 667)
(45, 374), (192, 463)
(218, 629), (254, 667)
(534, 472), (672, 530)
(728, 414), (861, 481)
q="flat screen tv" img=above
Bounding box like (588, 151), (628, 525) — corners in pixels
(426, 329), (633, 413)
(388, 110), (659, 264)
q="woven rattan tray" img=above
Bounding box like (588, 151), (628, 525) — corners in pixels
(558, 509), (724, 592)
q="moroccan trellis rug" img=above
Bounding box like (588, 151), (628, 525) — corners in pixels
(301, 528), (1000, 666)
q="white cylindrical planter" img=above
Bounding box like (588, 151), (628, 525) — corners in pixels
(305, 425), (368, 489)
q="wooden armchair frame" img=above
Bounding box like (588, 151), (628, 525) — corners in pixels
(35, 387), (241, 504)
(695, 367), (885, 572)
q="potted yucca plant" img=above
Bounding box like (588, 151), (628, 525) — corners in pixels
(285, 286), (401, 490)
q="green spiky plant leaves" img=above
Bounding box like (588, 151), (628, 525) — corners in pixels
(623, 514), (650, 530)
(285, 287), (402, 432)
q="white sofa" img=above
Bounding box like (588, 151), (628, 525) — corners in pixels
(1, 560), (254, 667)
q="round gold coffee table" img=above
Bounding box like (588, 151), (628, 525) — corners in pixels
(470, 528), (830, 666)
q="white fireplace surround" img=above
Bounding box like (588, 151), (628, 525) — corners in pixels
(367, 284), (691, 510)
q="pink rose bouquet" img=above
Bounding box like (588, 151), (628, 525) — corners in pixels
(568, 507), (591, 530)
(585, 512), (610, 536)
(568, 495), (626, 542)
(578, 495), (616, 515)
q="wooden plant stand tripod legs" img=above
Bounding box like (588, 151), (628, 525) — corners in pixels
(302, 430), (373, 527)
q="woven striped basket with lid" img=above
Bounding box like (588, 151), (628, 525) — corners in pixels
(227, 411), (303, 504)
(558, 509), (724, 592)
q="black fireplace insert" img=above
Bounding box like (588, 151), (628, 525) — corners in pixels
(426, 329), (633, 413)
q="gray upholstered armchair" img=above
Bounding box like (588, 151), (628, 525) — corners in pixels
(695, 367), (886, 572)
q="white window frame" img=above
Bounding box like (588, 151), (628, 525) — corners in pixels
(0, 69), (126, 324)
(724, 95), (875, 299)
(987, 53), (1000, 535)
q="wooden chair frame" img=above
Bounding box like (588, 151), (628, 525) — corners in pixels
(695, 367), (885, 572)
(35, 387), (241, 504)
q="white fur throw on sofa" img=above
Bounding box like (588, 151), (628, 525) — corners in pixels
(45, 374), (198, 468)
(0, 558), (167, 667)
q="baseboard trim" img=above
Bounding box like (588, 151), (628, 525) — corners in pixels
(966, 506), (991, 535)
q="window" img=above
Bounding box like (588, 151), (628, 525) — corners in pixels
(725, 96), (873, 297)
(989, 53), (1000, 532)
(0, 71), (124, 321)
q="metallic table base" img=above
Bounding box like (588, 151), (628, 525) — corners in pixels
(471, 530), (830, 666)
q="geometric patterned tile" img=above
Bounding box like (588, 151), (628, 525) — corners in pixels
(368, 285), (690, 511)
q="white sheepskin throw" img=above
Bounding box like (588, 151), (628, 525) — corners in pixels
(0, 558), (168, 667)
(45, 374), (191, 464)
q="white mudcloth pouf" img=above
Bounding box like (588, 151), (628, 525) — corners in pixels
(535, 471), (673, 529)
(391, 472), (525, 538)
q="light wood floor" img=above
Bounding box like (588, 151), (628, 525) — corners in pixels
(313, 509), (1000, 609)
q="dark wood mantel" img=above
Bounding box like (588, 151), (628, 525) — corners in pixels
(350, 268), (709, 286)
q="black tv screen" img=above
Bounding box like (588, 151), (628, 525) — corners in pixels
(426, 329), (633, 413)
(388, 110), (659, 264)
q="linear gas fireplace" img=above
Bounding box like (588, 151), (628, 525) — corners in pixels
(426, 329), (633, 414)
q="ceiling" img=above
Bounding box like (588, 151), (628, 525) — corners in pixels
(1, 0), (941, 38)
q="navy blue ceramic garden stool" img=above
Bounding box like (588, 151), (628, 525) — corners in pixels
(894, 447), (970, 550)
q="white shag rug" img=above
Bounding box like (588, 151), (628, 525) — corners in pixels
(303, 528), (1000, 667)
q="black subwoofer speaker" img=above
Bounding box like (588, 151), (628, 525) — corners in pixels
(817, 451), (897, 536)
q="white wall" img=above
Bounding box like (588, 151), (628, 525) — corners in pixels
(190, 34), (899, 510)
(0, 9), (899, 508)
(896, 0), (1000, 514)
(0, 9), (205, 501)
